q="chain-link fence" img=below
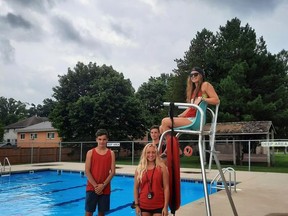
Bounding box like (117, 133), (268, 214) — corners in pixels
(0, 139), (287, 171)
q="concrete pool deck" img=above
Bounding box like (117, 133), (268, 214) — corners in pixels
(5, 162), (288, 216)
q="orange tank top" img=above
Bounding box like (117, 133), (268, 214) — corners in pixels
(86, 148), (112, 194)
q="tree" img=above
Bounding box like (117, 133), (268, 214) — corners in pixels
(24, 98), (56, 118)
(173, 28), (218, 103)
(218, 63), (251, 121)
(0, 97), (28, 141)
(0, 97), (28, 125)
(136, 74), (172, 126)
(0, 122), (3, 142)
(50, 62), (148, 141)
(215, 18), (288, 137)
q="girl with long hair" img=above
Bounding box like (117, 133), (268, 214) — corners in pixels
(133, 144), (169, 216)
(159, 66), (220, 134)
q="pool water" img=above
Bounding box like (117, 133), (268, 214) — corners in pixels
(0, 170), (216, 216)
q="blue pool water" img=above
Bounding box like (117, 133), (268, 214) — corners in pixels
(0, 170), (217, 216)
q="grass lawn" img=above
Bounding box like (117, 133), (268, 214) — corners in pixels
(180, 154), (288, 173)
(116, 154), (288, 173)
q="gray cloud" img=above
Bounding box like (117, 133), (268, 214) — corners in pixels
(6, 13), (32, 29)
(50, 15), (109, 58)
(0, 13), (43, 42)
(52, 16), (82, 43)
(0, 0), (287, 105)
(0, 38), (15, 64)
(109, 21), (132, 39)
(6, 0), (57, 13)
(206, 0), (284, 15)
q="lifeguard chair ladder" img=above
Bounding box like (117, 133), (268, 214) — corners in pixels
(159, 102), (238, 216)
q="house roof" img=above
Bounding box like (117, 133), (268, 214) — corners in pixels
(4, 116), (49, 129)
(16, 121), (56, 132)
(204, 121), (275, 135)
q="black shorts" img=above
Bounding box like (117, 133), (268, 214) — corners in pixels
(85, 191), (110, 213)
(140, 207), (163, 214)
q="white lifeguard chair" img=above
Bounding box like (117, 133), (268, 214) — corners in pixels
(159, 101), (238, 216)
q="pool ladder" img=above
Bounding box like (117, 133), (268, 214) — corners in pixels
(0, 157), (11, 177)
(210, 167), (237, 194)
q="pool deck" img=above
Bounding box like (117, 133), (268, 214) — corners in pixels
(5, 162), (288, 216)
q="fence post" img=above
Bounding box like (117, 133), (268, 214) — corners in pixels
(233, 139), (236, 165)
(59, 142), (62, 162)
(132, 141), (134, 166)
(266, 134), (271, 167)
(30, 138), (34, 164)
(80, 142), (83, 163)
(248, 140), (251, 171)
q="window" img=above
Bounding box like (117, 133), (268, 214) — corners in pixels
(30, 133), (37, 139)
(47, 132), (55, 139)
(20, 133), (25, 140)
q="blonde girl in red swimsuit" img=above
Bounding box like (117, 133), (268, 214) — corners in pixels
(134, 144), (169, 216)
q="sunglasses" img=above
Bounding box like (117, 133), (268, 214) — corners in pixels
(190, 73), (199, 78)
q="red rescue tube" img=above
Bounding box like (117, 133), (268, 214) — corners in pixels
(166, 136), (181, 213)
(184, 146), (193, 157)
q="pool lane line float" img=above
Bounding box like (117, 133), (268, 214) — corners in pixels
(183, 146), (193, 157)
(166, 135), (181, 214)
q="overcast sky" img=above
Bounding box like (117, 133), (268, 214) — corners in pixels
(0, 0), (287, 105)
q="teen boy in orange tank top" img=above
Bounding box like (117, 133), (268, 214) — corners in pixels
(85, 129), (116, 216)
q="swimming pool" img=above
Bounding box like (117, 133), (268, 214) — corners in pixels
(0, 170), (217, 215)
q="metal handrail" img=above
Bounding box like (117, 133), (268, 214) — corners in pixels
(210, 167), (237, 194)
(1, 157), (11, 176)
(0, 162), (2, 176)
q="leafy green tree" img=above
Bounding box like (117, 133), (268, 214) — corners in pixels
(0, 122), (4, 142)
(50, 62), (148, 141)
(136, 74), (172, 126)
(25, 98), (56, 118)
(27, 103), (37, 117)
(214, 18), (288, 138)
(0, 97), (28, 140)
(0, 97), (28, 125)
(173, 29), (217, 102)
